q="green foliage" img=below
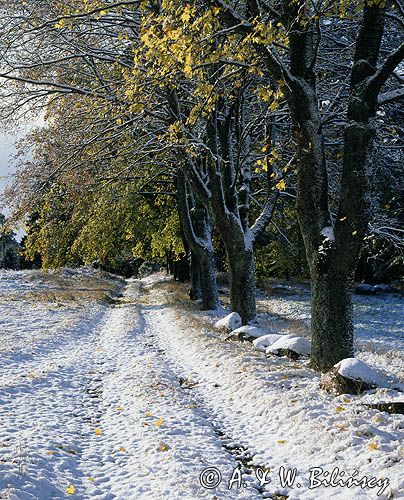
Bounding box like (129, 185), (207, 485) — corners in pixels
(22, 181), (184, 271)
(22, 185), (83, 268)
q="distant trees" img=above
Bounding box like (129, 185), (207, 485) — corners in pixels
(0, 0), (402, 370)
(4, 102), (185, 273)
(0, 213), (19, 269)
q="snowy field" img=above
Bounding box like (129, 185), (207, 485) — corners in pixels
(0, 269), (403, 499)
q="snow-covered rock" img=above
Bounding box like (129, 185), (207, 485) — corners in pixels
(336, 358), (387, 387)
(355, 283), (377, 295)
(355, 283), (398, 295)
(253, 333), (284, 351)
(227, 325), (266, 341)
(272, 284), (293, 291)
(266, 335), (311, 359)
(374, 284), (396, 293)
(320, 358), (389, 395)
(214, 312), (242, 332)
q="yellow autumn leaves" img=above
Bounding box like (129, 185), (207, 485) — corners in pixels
(66, 477), (95, 495)
(66, 485), (75, 495)
(157, 441), (170, 452)
(256, 86), (284, 112)
(63, 421), (129, 495)
(144, 410), (164, 427)
(137, 4), (221, 85)
(254, 147), (287, 191)
(54, 19), (66, 29)
(180, 4), (191, 23)
(124, 0), (289, 130)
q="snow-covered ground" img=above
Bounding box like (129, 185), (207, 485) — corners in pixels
(255, 285), (404, 384)
(0, 270), (403, 499)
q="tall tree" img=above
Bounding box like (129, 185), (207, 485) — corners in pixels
(204, 0), (404, 368)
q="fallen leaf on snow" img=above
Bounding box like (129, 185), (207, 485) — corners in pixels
(66, 485), (75, 495)
(118, 447), (127, 452)
(277, 440), (287, 444)
(157, 442), (170, 452)
(335, 406), (345, 413)
(368, 443), (379, 451)
(155, 417), (164, 427)
(95, 428), (103, 436)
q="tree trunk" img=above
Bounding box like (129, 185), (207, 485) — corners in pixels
(176, 169), (220, 310)
(226, 246), (256, 324)
(166, 252), (174, 275)
(189, 251), (202, 301)
(310, 269), (354, 371)
(173, 254), (190, 282)
(199, 248), (220, 310)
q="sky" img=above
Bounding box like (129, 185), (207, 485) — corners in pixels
(1, 117), (44, 205)
(0, 131), (18, 210)
(1, 115), (45, 203)
(0, 115), (45, 241)
(0, 131), (21, 238)
(0, 127), (35, 239)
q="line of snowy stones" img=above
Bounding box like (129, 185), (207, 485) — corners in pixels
(214, 312), (403, 397)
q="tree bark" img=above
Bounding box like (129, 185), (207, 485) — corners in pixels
(310, 269), (354, 371)
(173, 254), (190, 282)
(176, 170), (220, 310)
(207, 0), (402, 370)
(199, 247), (220, 310)
(309, 3), (392, 370)
(227, 246), (256, 324)
(280, 1), (395, 371)
(205, 110), (258, 324)
(189, 250), (202, 301)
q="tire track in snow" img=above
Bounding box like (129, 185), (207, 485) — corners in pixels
(76, 283), (258, 499)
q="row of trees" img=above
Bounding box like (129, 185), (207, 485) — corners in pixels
(0, 0), (402, 370)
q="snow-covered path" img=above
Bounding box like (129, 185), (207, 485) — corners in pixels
(0, 277), (253, 499)
(0, 271), (403, 499)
